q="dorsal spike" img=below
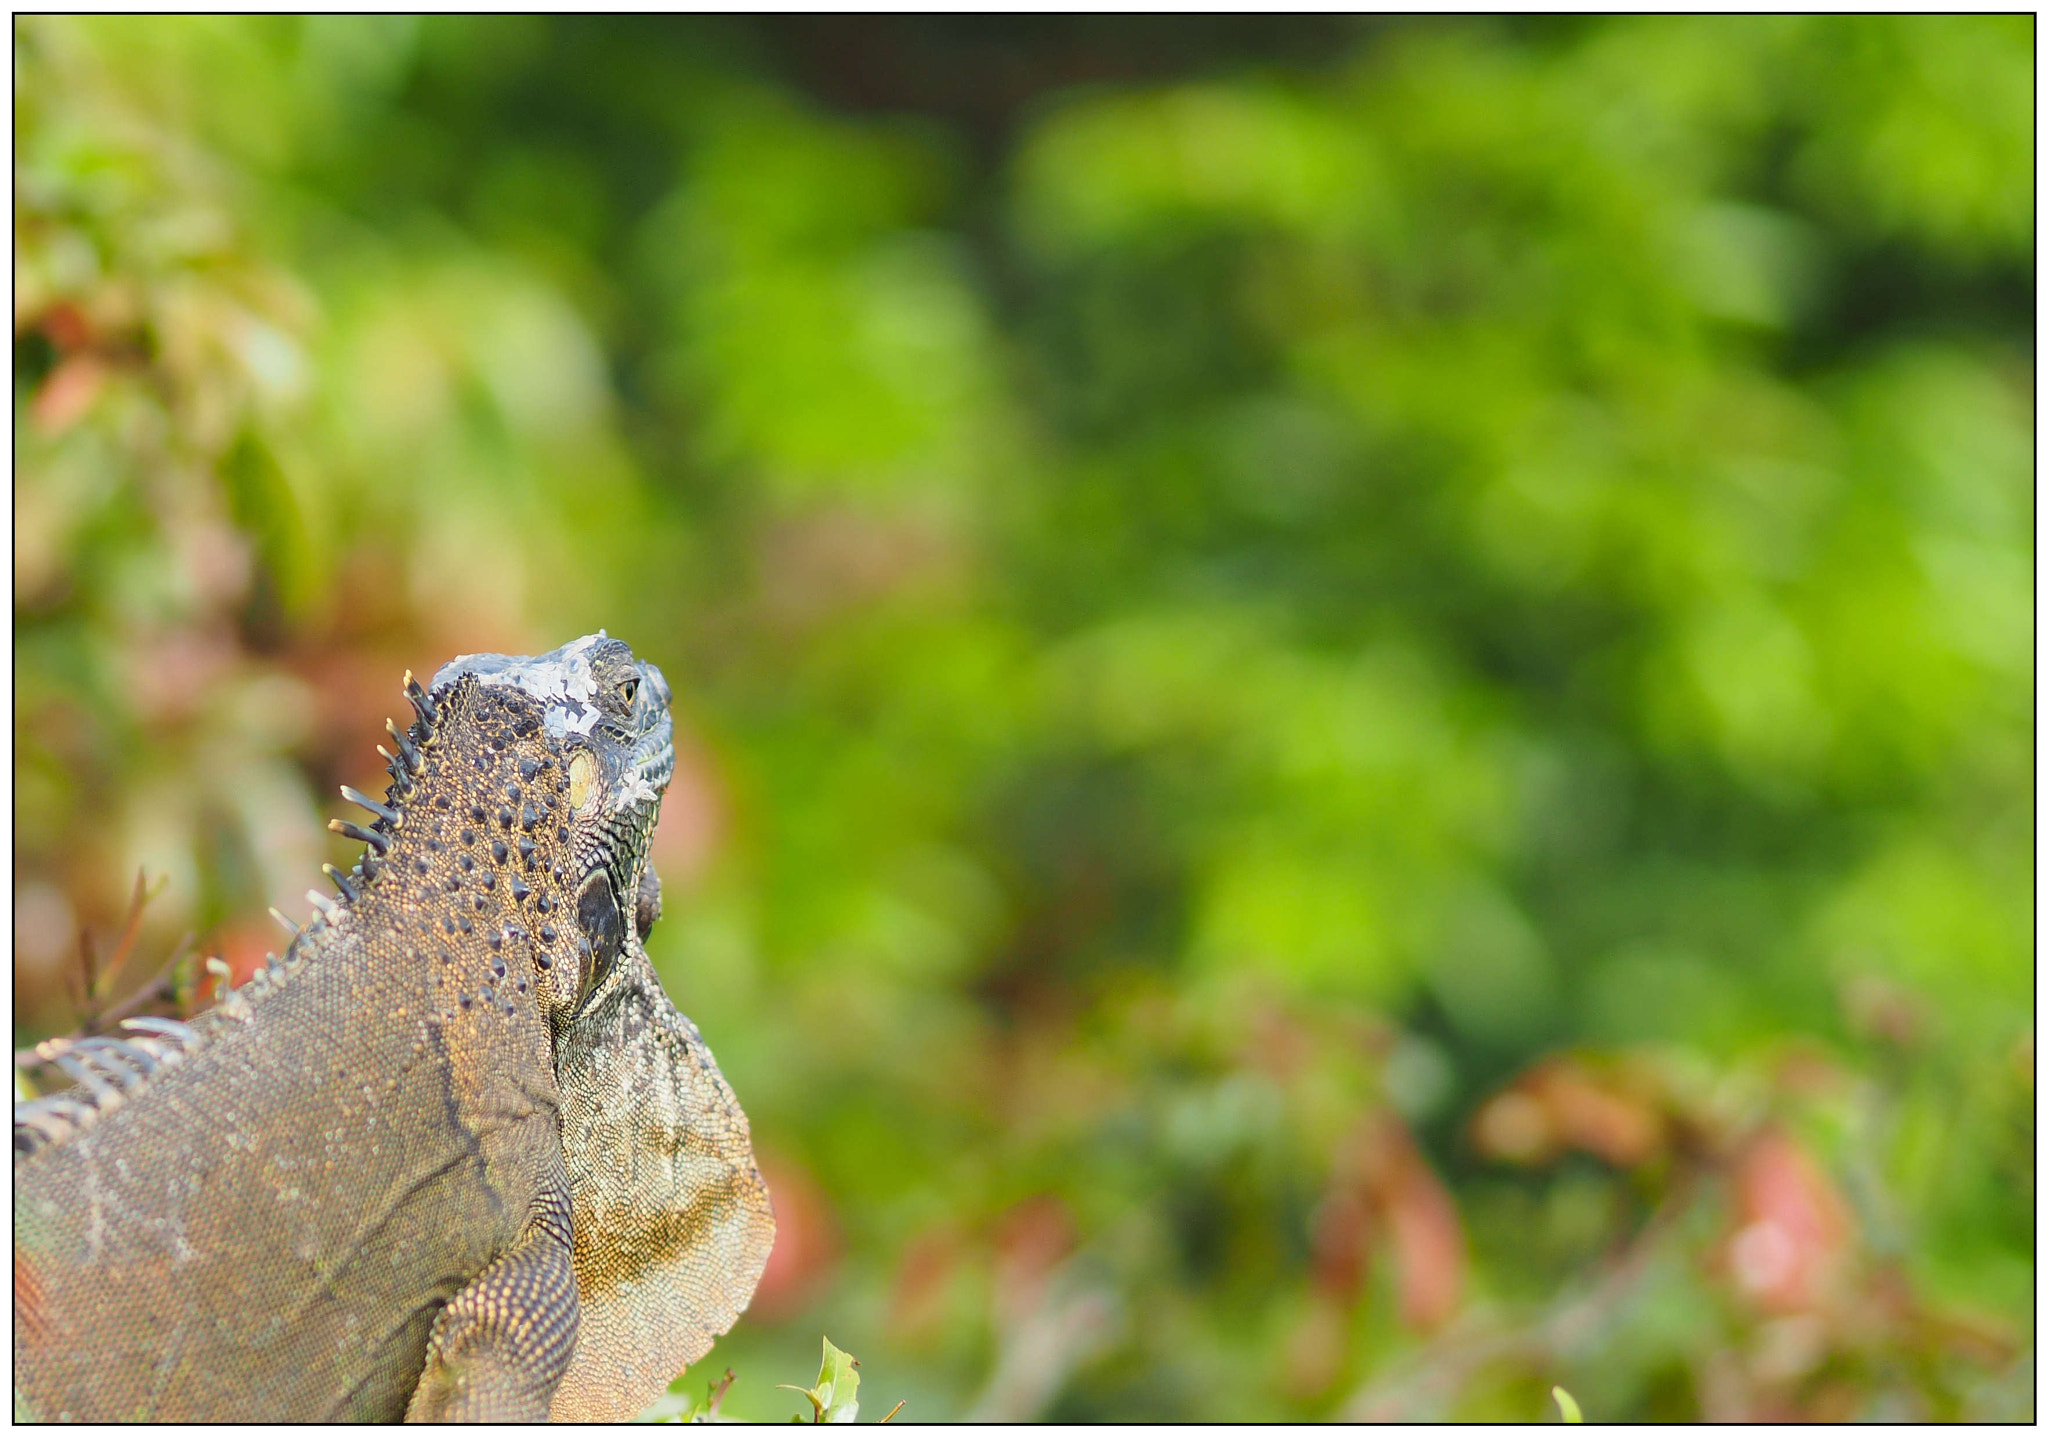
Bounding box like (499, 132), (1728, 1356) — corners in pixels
(14, 1098), (88, 1151)
(270, 906), (300, 939)
(94, 1037), (161, 1078)
(329, 817), (391, 855)
(376, 745), (416, 792)
(339, 785), (401, 826)
(70, 1038), (153, 1089)
(120, 1016), (197, 1044)
(385, 717), (424, 772)
(18, 1094), (92, 1124)
(323, 863), (360, 903)
(48, 1050), (117, 1103)
(403, 671), (438, 727)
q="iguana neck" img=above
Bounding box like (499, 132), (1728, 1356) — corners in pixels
(14, 672), (583, 1158)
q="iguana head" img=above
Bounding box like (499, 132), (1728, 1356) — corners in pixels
(430, 634), (775, 1419)
(431, 632), (674, 1020)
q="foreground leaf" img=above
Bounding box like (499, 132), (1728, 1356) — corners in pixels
(780, 1337), (861, 1423)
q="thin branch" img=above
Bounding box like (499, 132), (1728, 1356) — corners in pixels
(1339, 1167), (1701, 1421)
(704, 1368), (736, 1420)
(89, 930), (197, 1030)
(16, 929), (196, 1075)
(93, 868), (167, 1002)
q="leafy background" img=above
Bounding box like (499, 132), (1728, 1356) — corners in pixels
(12, 16), (2033, 1421)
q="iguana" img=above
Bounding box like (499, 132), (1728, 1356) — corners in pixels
(13, 635), (775, 1422)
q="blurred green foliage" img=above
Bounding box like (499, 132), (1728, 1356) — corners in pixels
(12, 16), (2033, 1421)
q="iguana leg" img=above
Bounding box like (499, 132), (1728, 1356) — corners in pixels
(404, 1184), (580, 1423)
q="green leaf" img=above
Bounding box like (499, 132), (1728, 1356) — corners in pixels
(1553, 1386), (1583, 1423)
(814, 1337), (861, 1423)
(780, 1337), (861, 1423)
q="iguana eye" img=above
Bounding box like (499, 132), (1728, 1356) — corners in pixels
(618, 676), (638, 707)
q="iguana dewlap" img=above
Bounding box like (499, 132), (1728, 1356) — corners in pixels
(13, 635), (774, 1422)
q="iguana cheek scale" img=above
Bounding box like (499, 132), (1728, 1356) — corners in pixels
(13, 635), (775, 1423)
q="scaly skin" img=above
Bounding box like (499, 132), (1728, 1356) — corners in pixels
(13, 636), (774, 1422)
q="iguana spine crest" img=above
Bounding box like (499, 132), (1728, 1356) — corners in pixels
(11, 668), (451, 1158)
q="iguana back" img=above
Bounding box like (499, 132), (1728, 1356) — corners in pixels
(13, 636), (774, 1422)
